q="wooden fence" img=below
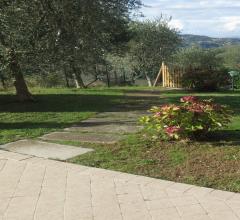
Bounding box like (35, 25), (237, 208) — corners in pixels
(154, 62), (184, 88)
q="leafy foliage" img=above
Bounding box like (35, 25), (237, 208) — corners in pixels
(174, 47), (222, 69)
(129, 18), (181, 85)
(0, 0), (141, 98)
(140, 96), (232, 140)
(218, 45), (240, 89)
(219, 45), (240, 71)
(182, 68), (230, 91)
(174, 47), (230, 90)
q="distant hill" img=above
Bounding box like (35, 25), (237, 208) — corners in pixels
(182, 34), (240, 48)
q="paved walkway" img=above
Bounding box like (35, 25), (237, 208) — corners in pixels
(40, 111), (145, 145)
(0, 150), (239, 220)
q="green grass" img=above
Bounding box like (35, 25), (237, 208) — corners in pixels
(0, 87), (123, 144)
(168, 148), (187, 166)
(1, 87), (240, 192)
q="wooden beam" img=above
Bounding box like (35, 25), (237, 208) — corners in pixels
(153, 62), (163, 87)
(162, 62), (166, 87)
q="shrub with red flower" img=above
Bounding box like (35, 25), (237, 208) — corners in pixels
(180, 96), (198, 103)
(140, 96), (232, 140)
(165, 126), (181, 139)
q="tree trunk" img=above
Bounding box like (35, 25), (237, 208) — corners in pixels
(0, 74), (6, 88)
(114, 71), (118, 85)
(63, 66), (70, 88)
(106, 71), (110, 88)
(72, 65), (86, 88)
(9, 49), (34, 102)
(145, 73), (152, 87)
(123, 70), (126, 85)
(75, 73), (86, 88)
(72, 73), (80, 88)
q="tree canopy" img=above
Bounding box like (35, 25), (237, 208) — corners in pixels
(0, 0), (141, 100)
(173, 47), (224, 69)
(219, 45), (240, 71)
(129, 18), (181, 86)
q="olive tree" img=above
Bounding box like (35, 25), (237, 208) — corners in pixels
(174, 47), (230, 91)
(0, 0), (141, 100)
(129, 18), (181, 86)
(0, 0), (48, 101)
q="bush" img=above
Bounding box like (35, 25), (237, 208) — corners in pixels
(182, 68), (230, 91)
(233, 74), (240, 89)
(140, 96), (232, 140)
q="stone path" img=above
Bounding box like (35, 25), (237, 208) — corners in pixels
(0, 151), (239, 220)
(0, 140), (93, 160)
(1, 111), (144, 159)
(0, 92), (150, 161)
(41, 111), (144, 144)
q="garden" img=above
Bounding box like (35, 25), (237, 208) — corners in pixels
(8, 87), (236, 192)
(0, 0), (240, 195)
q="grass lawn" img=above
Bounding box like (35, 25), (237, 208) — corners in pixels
(0, 87), (123, 144)
(1, 87), (240, 192)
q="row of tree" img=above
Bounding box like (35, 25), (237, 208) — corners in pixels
(0, 1), (184, 101)
(0, 0), (142, 101)
(173, 45), (240, 90)
(174, 45), (240, 71)
(1, 1), (239, 99)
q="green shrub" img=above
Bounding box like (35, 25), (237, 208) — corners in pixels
(182, 68), (230, 91)
(233, 74), (240, 89)
(140, 96), (232, 140)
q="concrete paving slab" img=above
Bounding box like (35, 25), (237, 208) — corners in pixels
(0, 140), (93, 160)
(96, 111), (145, 119)
(0, 153), (239, 220)
(81, 117), (138, 124)
(65, 123), (143, 134)
(41, 132), (123, 144)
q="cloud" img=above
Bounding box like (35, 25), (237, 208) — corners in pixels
(222, 16), (240, 31)
(140, 0), (240, 37)
(169, 19), (184, 30)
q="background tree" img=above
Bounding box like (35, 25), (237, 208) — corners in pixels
(174, 46), (223, 69)
(173, 47), (230, 91)
(48, 0), (141, 88)
(0, 0), (47, 101)
(219, 45), (240, 71)
(0, 0), (141, 100)
(218, 45), (240, 88)
(129, 18), (181, 86)
(106, 54), (136, 86)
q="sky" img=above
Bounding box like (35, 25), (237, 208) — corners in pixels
(140, 0), (240, 38)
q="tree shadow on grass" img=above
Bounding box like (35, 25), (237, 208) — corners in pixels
(0, 119), (138, 130)
(0, 90), (239, 113)
(0, 94), (122, 113)
(0, 93), (177, 113)
(122, 94), (240, 114)
(0, 122), (73, 130)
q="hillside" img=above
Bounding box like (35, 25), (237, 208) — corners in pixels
(182, 34), (240, 48)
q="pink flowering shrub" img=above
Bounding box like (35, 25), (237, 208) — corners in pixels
(140, 96), (232, 140)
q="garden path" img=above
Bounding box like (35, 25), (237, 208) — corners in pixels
(0, 151), (239, 220)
